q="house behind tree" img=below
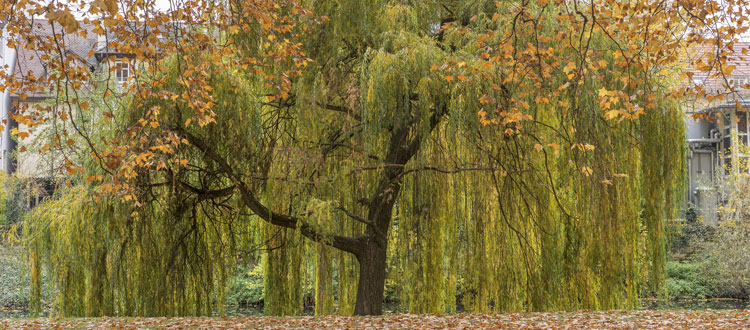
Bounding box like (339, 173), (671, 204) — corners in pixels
(685, 42), (750, 224)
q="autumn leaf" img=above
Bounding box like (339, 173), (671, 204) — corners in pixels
(581, 166), (593, 176)
(598, 87), (610, 98)
(604, 110), (620, 120)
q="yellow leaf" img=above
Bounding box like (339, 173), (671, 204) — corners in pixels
(444, 75), (454, 82)
(598, 87), (609, 98)
(604, 110), (620, 120)
(547, 143), (560, 155)
(534, 144), (543, 152)
(582, 166), (593, 176)
(563, 62), (577, 74)
(457, 75), (467, 81)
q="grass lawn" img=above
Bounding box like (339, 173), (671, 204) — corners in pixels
(3, 310), (750, 329)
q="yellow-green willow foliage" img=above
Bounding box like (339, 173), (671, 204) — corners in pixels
(22, 185), (246, 316)
(20, 0), (685, 316)
(383, 83), (684, 313)
(258, 0), (685, 314)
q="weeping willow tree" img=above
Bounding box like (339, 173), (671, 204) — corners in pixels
(23, 185), (246, 316)
(13, 0), (691, 316)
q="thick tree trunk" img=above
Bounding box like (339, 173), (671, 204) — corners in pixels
(353, 238), (388, 315)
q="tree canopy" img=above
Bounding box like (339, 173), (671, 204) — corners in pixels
(1, 0), (746, 316)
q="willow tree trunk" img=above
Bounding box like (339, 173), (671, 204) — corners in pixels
(353, 238), (388, 315)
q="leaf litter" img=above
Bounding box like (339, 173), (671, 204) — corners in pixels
(3, 310), (750, 329)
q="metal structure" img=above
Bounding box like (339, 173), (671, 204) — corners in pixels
(685, 100), (750, 224)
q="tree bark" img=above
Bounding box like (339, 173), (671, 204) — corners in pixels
(353, 236), (388, 315)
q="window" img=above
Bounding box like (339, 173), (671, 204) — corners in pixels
(739, 111), (748, 133)
(115, 60), (130, 86)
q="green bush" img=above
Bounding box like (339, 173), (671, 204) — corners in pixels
(5, 184), (26, 226)
(0, 172), (11, 226)
(669, 208), (715, 260)
(664, 261), (710, 299)
(698, 222), (750, 299)
(2, 176), (47, 227)
(696, 159), (750, 299)
(227, 263), (264, 307)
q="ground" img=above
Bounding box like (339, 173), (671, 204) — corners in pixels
(3, 310), (750, 329)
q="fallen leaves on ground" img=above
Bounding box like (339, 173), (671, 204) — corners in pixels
(3, 310), (750, 329)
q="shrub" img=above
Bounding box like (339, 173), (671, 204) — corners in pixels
(228, 263), (264, 307)
(669, 208), (715, 261)
(693, 150), (750, 299)
(697, 220), (750, 299)
(5, 183), (26, 226)
(664, 261), (710, 299)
